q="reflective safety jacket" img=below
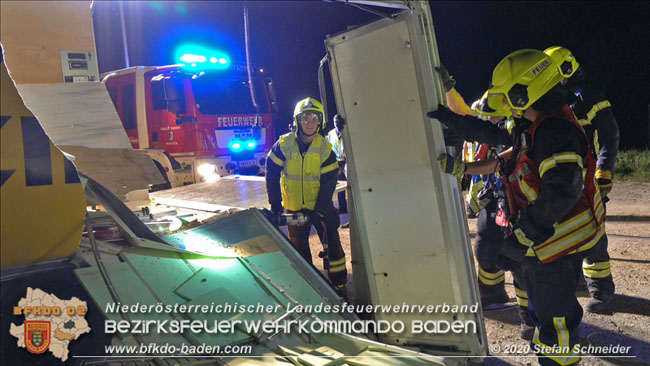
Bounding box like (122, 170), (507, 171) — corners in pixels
(327, 128), (346, 162)
(462, 119), (511, 217)
(504, 106), (606, 263)
(267, 132), (339, 212)
(463, 142), (499, 216)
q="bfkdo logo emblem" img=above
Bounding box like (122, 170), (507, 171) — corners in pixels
(25, 321), (51, 354)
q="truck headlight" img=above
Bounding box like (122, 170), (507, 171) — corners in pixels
(197, 164), (216, 176)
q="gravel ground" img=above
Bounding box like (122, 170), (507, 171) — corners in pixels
(307, 181), (650, 365)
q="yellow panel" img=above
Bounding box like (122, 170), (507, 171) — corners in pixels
(0, 1), (96, 84)
(1, 60), (86, 269)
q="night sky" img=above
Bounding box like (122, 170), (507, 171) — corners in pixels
(93, 1), (650, 148)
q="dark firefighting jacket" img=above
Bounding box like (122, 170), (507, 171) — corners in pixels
(439, 106), (605, 263)
(502, 107), (605, 263)
(570, 83), (619, 171)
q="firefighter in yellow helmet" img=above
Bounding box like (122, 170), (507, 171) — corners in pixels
(429, 49), (608, 366)
(265, 98), (347, 297)
(436, 65), (535, 338)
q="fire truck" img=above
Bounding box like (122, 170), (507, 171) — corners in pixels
(102, 53), (278, 188)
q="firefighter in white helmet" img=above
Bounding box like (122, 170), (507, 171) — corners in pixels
(266, 98), (348, 297)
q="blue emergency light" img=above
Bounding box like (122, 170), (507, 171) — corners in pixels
(176, 44), (230, 70)
(180, 54), (206, 63)
(230, 141), (242, 152)
(229, 139), (257, 152)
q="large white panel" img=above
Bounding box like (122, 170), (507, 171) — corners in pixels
(327, 5), (486, 361)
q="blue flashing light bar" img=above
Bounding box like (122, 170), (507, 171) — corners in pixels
(180, 54), (207, 63)
(176, 44), (230, 70)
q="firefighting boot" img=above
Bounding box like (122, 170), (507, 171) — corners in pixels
(477, 265), (509, 308)
(335, 284), (348, 300)
(478, 283), (509, 308)
(518, 306), (535, 341)
(585, 294), (614, 315)
(520, 323), (535, 341)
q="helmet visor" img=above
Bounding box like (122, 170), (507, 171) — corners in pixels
(475, 92), (512, 118)
(488, 83), (534, 111)
(299, 111), (322, 124)
(506, 83), (530, 109)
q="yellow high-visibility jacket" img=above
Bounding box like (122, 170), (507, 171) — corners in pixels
(267, 132), (338, 211)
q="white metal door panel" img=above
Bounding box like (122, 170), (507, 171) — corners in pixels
(327, 5), (486, 360)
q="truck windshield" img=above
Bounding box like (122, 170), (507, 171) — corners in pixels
(190, 71), (269, 115)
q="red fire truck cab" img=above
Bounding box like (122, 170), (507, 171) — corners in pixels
(103, 63), (277, 188)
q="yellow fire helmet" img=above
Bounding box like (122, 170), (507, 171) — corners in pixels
(543, 46), (580, 78)
(486, 49), (568, 115)
(293, 97), (325, 131)
(472, 90), (513, 119)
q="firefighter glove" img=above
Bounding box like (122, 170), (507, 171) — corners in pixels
(442, 126), (461, 147)
(498, 235), (529, 264)
(474, 185), (495, 213)
(595, 169), (613, 198)
(427, 104), (463, 127)
(435, 64), (456, 92)
(437, 153), (466, 178)
(334, 114), (346, 131)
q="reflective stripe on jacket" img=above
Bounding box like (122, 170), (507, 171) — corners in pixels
(505, 106), (606, 263)
(570, 85), (619, 171)
(271, 133), (336, 211)
(573, 99), (611, 163)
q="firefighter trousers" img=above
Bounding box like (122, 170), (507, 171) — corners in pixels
(288, 207), (347, 289)
(582, 234), (615, 300)
(523, 254), (583, 366)
(582, 200), (614, 299)
(337, 161), (348, 214)
(475, 201), (531, 324)
(475, 201), (506, 291)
